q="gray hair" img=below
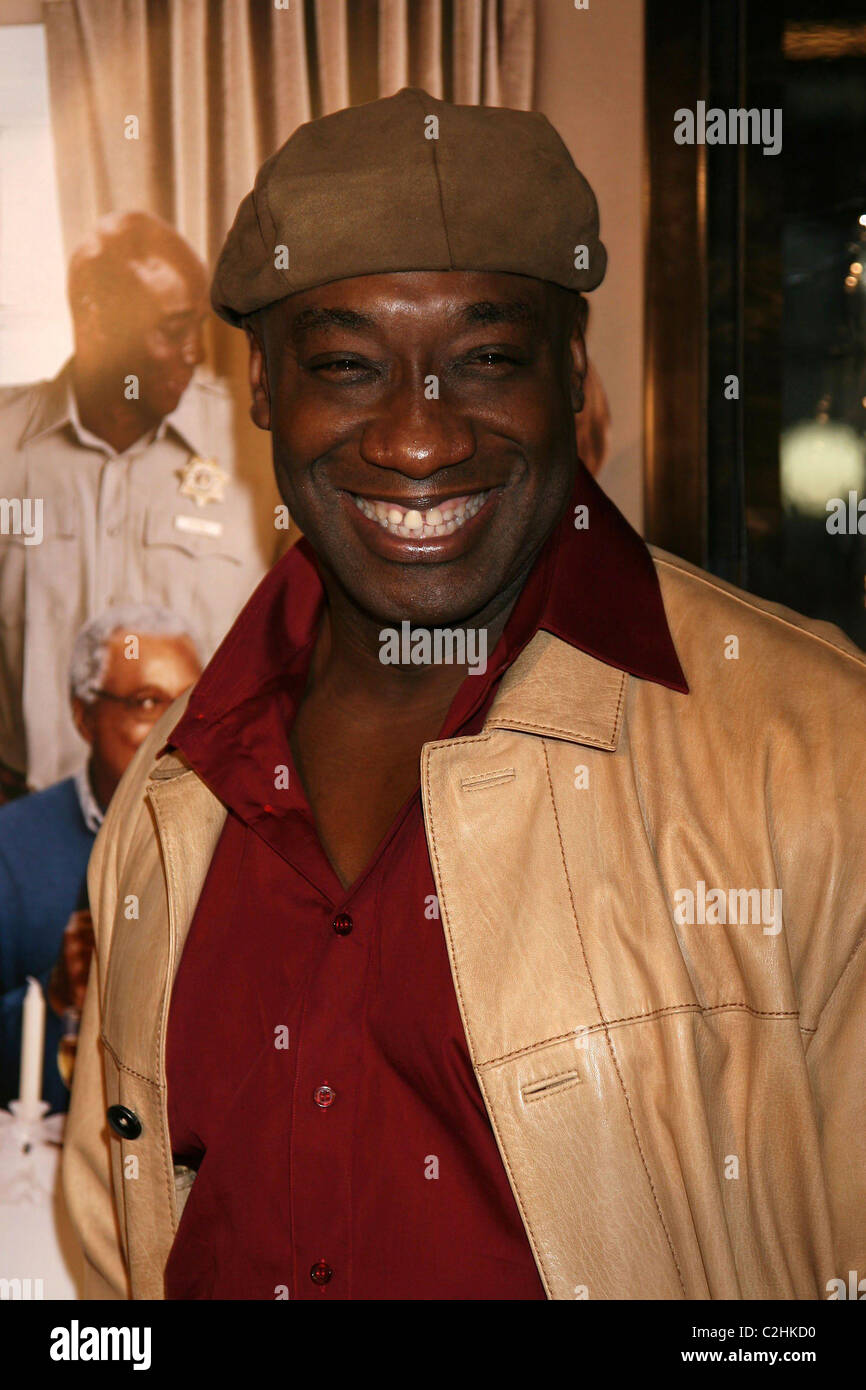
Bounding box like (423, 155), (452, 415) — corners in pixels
(69, 603), (200, 704)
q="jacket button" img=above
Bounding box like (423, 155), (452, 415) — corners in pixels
(106, 1105), (142, 1139)
(310, 1259), (333, 1285)
(332, 913), (353, 936)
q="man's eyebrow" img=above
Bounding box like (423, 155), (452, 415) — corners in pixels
(459, 299), (538, 327)
(289, 300), (539, 338)
(290, 307), (377, 338)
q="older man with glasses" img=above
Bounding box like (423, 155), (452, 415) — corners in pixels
(0, 604), (200, 1114)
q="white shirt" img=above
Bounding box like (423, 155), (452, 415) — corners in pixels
(0, 360), (282, 787)
(73, 763), (104, 834)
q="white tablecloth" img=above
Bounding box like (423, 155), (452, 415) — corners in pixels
(0, 1107), (84, 1299)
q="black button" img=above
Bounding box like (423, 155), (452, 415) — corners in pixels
(106, 1105), (142, 1139)
(310, 1258), (333, 1285)
(333, 913), (353, 936)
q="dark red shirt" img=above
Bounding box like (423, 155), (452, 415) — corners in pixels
(163, 467), (687, 1300)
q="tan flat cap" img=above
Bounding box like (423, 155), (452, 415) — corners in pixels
(212, 88), (606, 325)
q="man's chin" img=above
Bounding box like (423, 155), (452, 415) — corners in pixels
(297, 493), (532, 626)
(336, 561), (510, 633)
(150, 385), (188, 419)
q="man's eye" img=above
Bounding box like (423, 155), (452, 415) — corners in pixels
(461, 350), (522, 369)
(136, 695), (158, 711)
(313, 358), (370, 375)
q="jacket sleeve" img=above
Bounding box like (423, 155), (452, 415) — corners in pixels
(803, 929), (866, 1287)
(61, 806), (131, 1299)
(60, 698), (191, 1300)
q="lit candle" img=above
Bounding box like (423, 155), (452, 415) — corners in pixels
(19, 975), (46, 1112)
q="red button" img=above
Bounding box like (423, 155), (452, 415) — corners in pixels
(314, 1084), (336, 1108)
(333, 913), (353, 936)
(310, 1258), (333, 1286)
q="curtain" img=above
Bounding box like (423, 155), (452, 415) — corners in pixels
(42, 0), (536, 268)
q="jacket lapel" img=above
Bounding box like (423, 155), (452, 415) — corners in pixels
(146, 757), (229, 996)
(420, 630), (627, 1068)
(99, 748), (228, 1084)
(420, 630), (686, 1298)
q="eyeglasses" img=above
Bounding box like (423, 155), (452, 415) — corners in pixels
(91, 689), (174, 720)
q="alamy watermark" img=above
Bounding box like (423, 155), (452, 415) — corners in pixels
(826, 492), (866, 534)
(0, 497), (42, 545)
(379, 621), (487, 675)
(673, 881), (783, 936)
(0, 1276), (44, 1299)
(49, 1320), (151, 1369)
(827, 1271), (866, 1299)
(674, 102), (782, 157)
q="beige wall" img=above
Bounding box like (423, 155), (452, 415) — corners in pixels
(535, 0), (645, 532)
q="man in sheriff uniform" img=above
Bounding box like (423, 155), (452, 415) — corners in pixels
(0, 211), (282, 794)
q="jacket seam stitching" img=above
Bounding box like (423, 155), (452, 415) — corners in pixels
(523, 1077), (583, 1104)
(486, 716), (617, 746)
(419, 90), (454, 265)
(523, 1067), (581, 1090)
(460, 766), (516, 789)
(423, 746), (554, 1298)
(146, 789), (193, 1237)
(653, 555), (866, 672)
(478, 1003), (807, 1069)
(611, 671), (627, 740)
(522, 1069), (583, 1100)
(100, 1034), (160, 1087)
(427, 731), (494, 752)
(542, 739), (688, 1297)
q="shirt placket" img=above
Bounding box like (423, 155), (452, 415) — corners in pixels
(289, 882), (370, 1300)
(95, 453), (128, 611)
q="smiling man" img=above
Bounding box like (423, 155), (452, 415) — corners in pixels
(64, 89), (866, 1302)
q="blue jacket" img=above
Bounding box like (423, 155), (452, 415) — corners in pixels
(0, 778), (95, 1113)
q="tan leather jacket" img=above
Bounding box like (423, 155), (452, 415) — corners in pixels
(62, 547), (866, 1300)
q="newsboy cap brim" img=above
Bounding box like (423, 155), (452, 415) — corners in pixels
(211, 87), (606, 326)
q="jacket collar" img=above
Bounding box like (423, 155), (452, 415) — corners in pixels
(485, 629), (630, 750)
(150, 625), (644, 801)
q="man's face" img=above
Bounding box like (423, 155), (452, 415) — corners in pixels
(98, 256), (209, 421)
(251, 271), (586, 627)
(73, 632), (201, 799)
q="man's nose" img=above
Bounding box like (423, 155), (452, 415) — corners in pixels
(359, 383), (475, 475)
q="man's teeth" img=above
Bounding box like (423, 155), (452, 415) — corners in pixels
(351, 491), (490, 538)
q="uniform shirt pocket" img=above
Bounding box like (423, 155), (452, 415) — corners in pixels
(142, 506), (244, 564)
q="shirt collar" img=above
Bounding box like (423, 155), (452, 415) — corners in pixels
(19, 357), (206, 456)
(73, 763), (104, 834)
(169, 464), (687, 763)
(541, 463), (688, 690)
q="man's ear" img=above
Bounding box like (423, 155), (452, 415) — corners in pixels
(568, 294), (588, 414)
(247, 321), (271, 431)
(71, 696), (95, 748)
